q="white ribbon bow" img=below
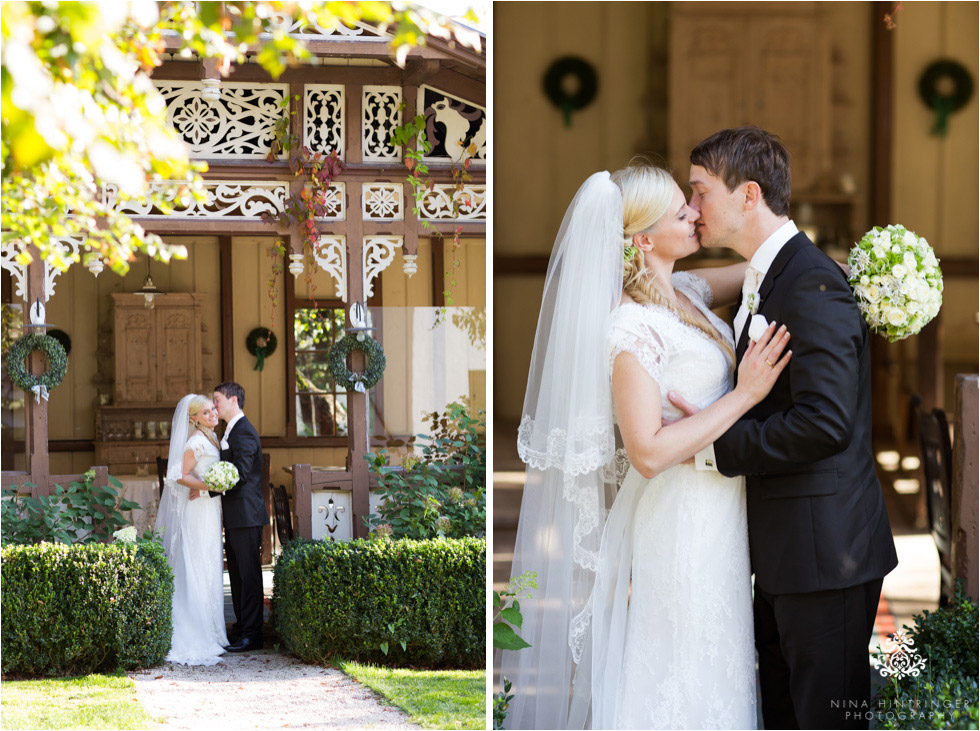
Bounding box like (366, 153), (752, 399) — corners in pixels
(31, 384), (49, 403)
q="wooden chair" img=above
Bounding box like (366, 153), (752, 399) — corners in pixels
(155, 457), (168, 497)
(272, 484), (294, 548)
(917, 405), (954, 606)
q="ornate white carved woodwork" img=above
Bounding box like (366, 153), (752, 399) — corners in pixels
(418, 86), (487, 163)
(362, 86), (402, 162)
(278, 18), (388, 39)
(311, 183), (346, 221)
(1, 236), (83, 302)
(420, 185), (487, 221)
(312, 236), (347, 300)
(304, 84), (345, 157)
(362, 182), (403, 220)
(104, 181), (288, 218)
(155, 81), (288, 158)
(363, 237), (401, 298)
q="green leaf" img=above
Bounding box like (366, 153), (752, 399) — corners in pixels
(493, 622), (532, 651)
(500, 606), (523, 629)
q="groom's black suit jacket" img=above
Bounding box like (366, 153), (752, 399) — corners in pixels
(715, 232), (898, 595)
(214, 415), (269, 529)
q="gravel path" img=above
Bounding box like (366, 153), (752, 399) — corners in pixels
(128, 650), (421, 730)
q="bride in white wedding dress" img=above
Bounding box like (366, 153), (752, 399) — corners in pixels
(501, 164), (791, 729)
(155, 394), (229, 665)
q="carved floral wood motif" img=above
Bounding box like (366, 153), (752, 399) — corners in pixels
(156, 81), (288, 158)
(1, 236), (83, 302)
(362, 182), (403, 220)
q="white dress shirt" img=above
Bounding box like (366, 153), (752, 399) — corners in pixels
(220, 412), (245, 450)
(695, 219), (799, 472)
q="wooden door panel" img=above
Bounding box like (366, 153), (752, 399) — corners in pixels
(119, 311), (155, 403)
(157, 309), (194, 401)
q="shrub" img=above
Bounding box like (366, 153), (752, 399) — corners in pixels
(873, 582), (979, 729)
(1, 541), (173, 677)
(1, 471), (140, 545)
(366, 401), (486, 539)
(272, 537), (484, 668)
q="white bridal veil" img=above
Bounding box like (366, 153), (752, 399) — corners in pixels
(500, 172), (625, 729)
(154, 394), (195, 558)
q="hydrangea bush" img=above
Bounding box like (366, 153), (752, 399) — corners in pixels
(847, 225), (943, 342)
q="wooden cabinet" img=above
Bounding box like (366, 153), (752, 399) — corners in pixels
(668, 3), (832, 192)
(111, 293), (205, 405)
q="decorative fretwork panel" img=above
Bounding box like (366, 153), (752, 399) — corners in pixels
(104, 181), (288, 218)
(418, 86), (486, 162)
(156, 81), (288, 158)
(279, 18), (388, 39)
(362, 183), (403, 221)
(420, 185), (487, 221)
(304, 84), (345, 157)
(362, 86), (402, 162)
(311, 183), (346, 221)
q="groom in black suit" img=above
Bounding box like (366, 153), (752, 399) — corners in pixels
(212, 381), (269, 652)
(673, 127), (898, 729)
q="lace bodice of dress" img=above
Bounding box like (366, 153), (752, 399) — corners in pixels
(186, 431), (220, 482)
(606, 271), (736, 418)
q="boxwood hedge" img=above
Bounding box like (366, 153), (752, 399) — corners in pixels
(272, 537), (484, 668)
(1, 541), (173, 677)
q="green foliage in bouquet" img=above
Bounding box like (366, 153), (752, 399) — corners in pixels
(873, 582), (979, 729)
(1, 541), (173, 677)
(365, 401), (486, 540)
(1, 471), (140, 545)
(272, 537), (484, 668)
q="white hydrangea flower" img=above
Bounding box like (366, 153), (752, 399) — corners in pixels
(113, 526), (138, 543)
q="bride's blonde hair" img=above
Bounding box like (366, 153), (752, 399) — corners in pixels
(611, 159), (735, 365)
(186, 394), (218, 444)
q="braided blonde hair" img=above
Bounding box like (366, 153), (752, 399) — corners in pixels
(611, 161), (736, 366)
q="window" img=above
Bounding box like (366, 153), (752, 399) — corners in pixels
(294, 307), (348, 437)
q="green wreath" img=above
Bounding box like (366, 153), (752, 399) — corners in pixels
(543, 56), (599, 128)
(6, 333), (68, 400)
(246, 327), (277, 371)
(327, 333), (386, 392)
(918, 60), (974, 136)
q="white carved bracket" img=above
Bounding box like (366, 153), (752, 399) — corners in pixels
(312, 235), (347, 301)
(1, 236), (83, 302)
(363, 236), (401, 298)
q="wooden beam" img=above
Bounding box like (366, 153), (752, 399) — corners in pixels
(495, 255), (551, 276)
(431, 235), (445, 307)
(425, 67), (486, 107)
(219, 236), (234, 382)
(346, 83), (364, 165)
(24, 247), (49, 497)
(293, 463), (313, 540)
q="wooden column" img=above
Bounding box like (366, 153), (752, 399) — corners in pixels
(952, 375), (978, 600)
(219, 236), (234, 382)
(24, 248), (50, 497)
(345, 181), (370, 539)
(293, 463), (313, 540)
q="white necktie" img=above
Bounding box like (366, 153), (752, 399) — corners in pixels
(734, 266), (764, 342)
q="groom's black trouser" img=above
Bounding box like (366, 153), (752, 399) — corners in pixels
(225, 525), (264, 642)
(754, 578), (883, 730)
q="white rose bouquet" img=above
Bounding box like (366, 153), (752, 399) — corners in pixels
(847, 225), (943, 342)
(204, 461), (240, 493)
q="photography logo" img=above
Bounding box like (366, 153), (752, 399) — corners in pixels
(871, 629), (927, 679)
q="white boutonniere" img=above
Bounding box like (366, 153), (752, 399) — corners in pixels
(746, 292), (760, 315)
(748, 314), (771, 342)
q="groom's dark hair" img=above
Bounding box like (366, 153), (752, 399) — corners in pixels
(214, 381), (245, 409)
(690, 126), (791, 216)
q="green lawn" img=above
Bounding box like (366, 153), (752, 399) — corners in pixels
(0, 672), (160, 730)
(340, 662), (486, 730)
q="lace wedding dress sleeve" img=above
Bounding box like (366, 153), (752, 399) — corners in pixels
(672, 269), (714, 308)
(606, 304), (669, 385)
